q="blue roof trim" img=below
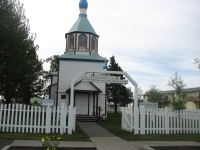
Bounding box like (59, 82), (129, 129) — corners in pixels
(79, 14), (87, 17)
(58, 52), (104, 61)
(59, 59), (104, 64)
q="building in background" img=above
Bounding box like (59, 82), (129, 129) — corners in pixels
(144, 87), (200, 109)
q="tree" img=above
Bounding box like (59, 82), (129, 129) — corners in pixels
(45, 55), (59, 73)
(145, 85), (162, 103)
(138, 86), (143, 101)
(193, 58), (200, 70)
(0, 0), (44, 104)
(42, 55), (59, 96)
(132, 86), (143, 107)
(118, 87), (133, 107)
(16, 48), (45, 104)
(167, 72), (188, 110)
(107, 55), (133, 113)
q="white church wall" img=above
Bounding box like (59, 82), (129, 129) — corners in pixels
(93, 82), (106, 94)
(75, 82), (98, 91)
(52, 76), (57, 85)
(50, 84), (57, 99)
(57, 93), (68, 106)
(58, 60), (105, 92)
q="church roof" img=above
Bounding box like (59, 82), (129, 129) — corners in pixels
(68, 15), (97, 35)
(58, 52), (104, 62)
(50, 72), (58, 76)
(66, 81), (102, 93)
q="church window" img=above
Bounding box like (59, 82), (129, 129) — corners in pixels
(68, 35), (74, 49)
(78, 34), (87, 49)
(61, 95), (66, 99)
(91, 36), (96, 50)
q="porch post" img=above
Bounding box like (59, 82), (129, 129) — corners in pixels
(96, 93), (99, 116)
(93, 92), (95, 116)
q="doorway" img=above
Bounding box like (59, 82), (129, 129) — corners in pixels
(75, 93), (89, 115)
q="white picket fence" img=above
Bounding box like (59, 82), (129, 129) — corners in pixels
(0, 103), (76, 134)
(122, 106), (200, 134)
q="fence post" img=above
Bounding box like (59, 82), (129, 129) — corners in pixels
(165, 107), (169, 134)
(45, 103), (51, 134)
(134, 107), (139, 134)
(140, 105), (145, 135)
(72, 106), (76, 132)
(68, 105), (73, 134)
(60, 103), (65, 134)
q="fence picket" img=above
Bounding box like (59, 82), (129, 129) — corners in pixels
(55, 106), (58, 133)
(11, 104), (15, 132)
(41, 107), (45, 133)
(0, 104), (3, 132)
(37, 106), (41, 133)
(180, 110), (182, 134)
(33, 106), (37, 133)
(6, 104), (11, 132)
(2, 104), (7, 132)
(146, 108), (149, 134)
(52, 106), (56, 133)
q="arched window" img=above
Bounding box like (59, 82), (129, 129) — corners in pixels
(68, 35), (74, 49)
(91, 36), (96, 50)
(79, 34), (87, 49)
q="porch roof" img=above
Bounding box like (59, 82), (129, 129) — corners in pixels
(66, 81), (102, 93)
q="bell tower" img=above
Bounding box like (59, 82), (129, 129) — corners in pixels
(65, 0), (99, 55)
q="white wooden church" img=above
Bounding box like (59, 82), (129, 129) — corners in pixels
(49, 0), (107, 118)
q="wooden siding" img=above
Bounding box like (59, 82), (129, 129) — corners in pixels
(75, 81), (99, 91)
(57, 93), (68, 106)
(52, 76), (57, 85)
(58, 61), (105, 92)
(50, 84), (57, 100)
(93, 82), (105, 93)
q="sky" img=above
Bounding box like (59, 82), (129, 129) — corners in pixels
(19, 0), (200, 93)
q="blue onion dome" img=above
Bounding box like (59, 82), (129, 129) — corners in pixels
(103, 64), (108, 69)
(79, 0), (88, 9)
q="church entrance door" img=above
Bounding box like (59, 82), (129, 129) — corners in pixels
(75, 93), (88, 115)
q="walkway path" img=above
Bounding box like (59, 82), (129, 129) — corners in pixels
(77, 122), (140, 150)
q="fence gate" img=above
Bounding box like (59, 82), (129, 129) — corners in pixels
(121, 107), (133, 132)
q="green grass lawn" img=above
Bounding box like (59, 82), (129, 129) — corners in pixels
(0, 124), (90, 141)
(97, 112), (200, 141)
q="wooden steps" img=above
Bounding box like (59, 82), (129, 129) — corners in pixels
(76, 115), (98, 122)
